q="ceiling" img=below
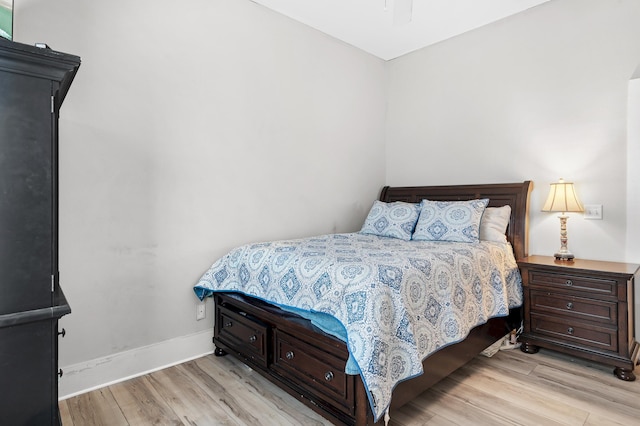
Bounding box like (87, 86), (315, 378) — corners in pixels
(251, 0), (550, 60)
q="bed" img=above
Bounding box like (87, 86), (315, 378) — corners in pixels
(194, 181), (532, 425)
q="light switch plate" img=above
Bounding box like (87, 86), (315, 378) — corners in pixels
(584, 204), (603, 220)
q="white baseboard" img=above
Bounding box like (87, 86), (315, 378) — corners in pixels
(59, 329), (214, 400)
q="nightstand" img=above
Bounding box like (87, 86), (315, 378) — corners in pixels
(518, 255), (640, 381)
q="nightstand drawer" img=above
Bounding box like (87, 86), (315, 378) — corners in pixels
(528, 270), (617, 298)
(530, 313), (617, 352)
(530, 291), (617, 325)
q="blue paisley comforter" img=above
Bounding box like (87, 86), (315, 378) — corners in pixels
(193, 233), (522, 421)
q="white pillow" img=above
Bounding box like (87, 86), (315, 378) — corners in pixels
(479, 205), (511, 243)
(360, 200), (420, 241)
(412, 199), (489, 243)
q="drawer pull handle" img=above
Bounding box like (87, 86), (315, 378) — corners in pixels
(567, 327), (574, 335)
(285, 351), (295, 360)
(566, 280), (573, 286)
(58, 328), (66, 338)
(58, 369), (64, 378)
(224, 321), (233, 328)
(566, 302), (574, 310)
(325, 371), (334, 382)
(249, 335), (257, 343)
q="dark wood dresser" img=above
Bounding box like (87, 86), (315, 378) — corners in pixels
(519, 255), (639, 380)
(0, 38), (80, 424)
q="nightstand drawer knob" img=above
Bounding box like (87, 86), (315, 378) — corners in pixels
(567, 327), (574, 335)
(249, 335), (257, 343)
(286, 351), (295, 360)
(565, 279), (573, 286)
(566, 302), (574, 310)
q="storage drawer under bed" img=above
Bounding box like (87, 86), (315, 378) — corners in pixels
(216, 304), (269, 368)
(272, 329), (355, 415)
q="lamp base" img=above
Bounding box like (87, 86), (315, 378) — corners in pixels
(554, 251), (575, 261)
(553, 214), (576, 261)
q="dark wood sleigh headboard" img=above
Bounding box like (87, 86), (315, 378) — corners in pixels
(379, 181), (533, 261)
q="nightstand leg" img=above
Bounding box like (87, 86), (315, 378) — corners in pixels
(520, 342), (539, 354)
(613, 367), (636, 381)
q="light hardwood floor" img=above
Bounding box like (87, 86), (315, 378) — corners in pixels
(60, 348), (640, 425)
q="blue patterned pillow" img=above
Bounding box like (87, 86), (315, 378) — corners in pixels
(412, 199), (489, 243)
(360, 201), (420, 241)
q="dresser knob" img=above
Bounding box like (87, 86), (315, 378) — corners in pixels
(224, 321), (232, 328)
(58, 369), (64, 378)
(567, 327), (574, 335)
(285, 351), (295, 360)
(325, 371), (334, 382)
(565, 280), (573, 286)
(566, 302), (573, 310)
(58, 328), (66, 338)
(249, 335), (257, 343)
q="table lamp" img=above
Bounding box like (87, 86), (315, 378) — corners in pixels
(542, 178), (584, 261)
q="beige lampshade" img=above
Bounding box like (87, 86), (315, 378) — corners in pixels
(542, 178), (584, 213)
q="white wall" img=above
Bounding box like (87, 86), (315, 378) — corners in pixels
(386, 0), (640, 263)
(628, 74), (640, 264)
(15, 0), (387, 396)
(628, 70), (640, 335)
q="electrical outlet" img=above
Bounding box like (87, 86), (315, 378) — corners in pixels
(196, 302), (206, 320)
(584, 204), (603, 220)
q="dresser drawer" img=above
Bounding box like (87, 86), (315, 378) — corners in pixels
(273, 329), (354, 414)
(217, 306), (269, 368)
(529, 290), (617, 325)
(530, 313), (617, 352)
(527, 270), (618, 298)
